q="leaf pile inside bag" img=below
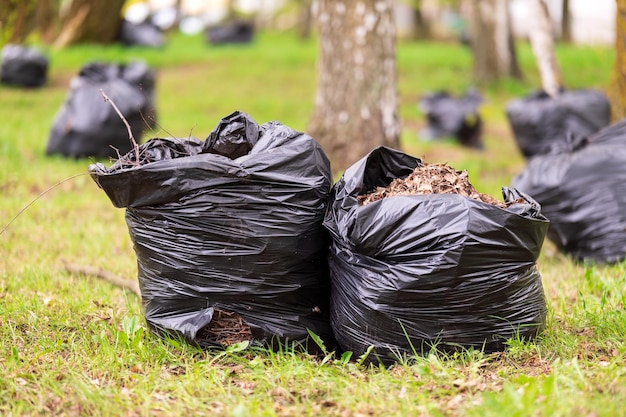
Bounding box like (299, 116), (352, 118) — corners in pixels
(196, 309), (254, 348)
(358, 162), (507, 208)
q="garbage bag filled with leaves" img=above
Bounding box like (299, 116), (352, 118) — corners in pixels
(418, 89), (483, 149)
(505, 88), (610, 158)
(324, 146), (549, 365)
(89, 111), (334, 351)
(0, 44), (48, 87)
(46, 60), (157, 158)
(206, 20), (254, 45)
(118, 19), (165, 48)
(512, 119), (626, 264)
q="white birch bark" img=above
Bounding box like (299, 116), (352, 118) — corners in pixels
(527, 0), (562, 97)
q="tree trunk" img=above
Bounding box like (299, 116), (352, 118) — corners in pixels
(298, 0), (313, 39)
(528, 0), (562, 97)
(36, 0), (60, 44)
(561, 0), (572, 42)
(225, 0), (237, 20)
(307, 0), (400, 176)
(468, 0), (522, 83)
(54, 0), (126, 47)
(412, 0), (431, 40)
(0, 0), (38, 44)
(609, 0), (626, 121)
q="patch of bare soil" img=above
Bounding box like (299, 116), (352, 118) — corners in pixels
(358, 162), (506, 208)
(197, 308), (253, 347)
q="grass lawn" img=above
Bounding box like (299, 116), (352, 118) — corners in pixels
(0, 30), (624, 416)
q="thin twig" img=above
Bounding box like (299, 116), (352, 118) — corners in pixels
(137, 85), (158, 132)
(143, 108), (178, 140)
(109, 145), (123, 161)
(137, 87), (189, 143)
(187, 124), (197, 140)
(0, 172), (88, 236)
(63, 261), (141, 297)
(139, 111), (156, 133)
(100, 89), (141, 163)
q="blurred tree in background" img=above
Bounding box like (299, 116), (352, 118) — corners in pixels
(1, 0), (125, 47)
(297, 0), (313, 39)
(412, 0), (431, 39)
(0, 0), (38, 44)
(54, 0), (126, 47)
(561, 0), (572, 43)
(402, 0), (431, 40)
(36, 0), (61, 44)
(0, 0), (126, 47)
(466, 0), (522, 83)
(609, 0), (626, 121)
(307, 0), (400, 175)
(528, 0), (562, 96)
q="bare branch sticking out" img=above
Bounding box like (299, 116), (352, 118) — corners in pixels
(100, 89), (141, 164)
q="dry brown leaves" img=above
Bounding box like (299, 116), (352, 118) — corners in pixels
(358, 162), (505, 208)
(197, 308), (253, 347)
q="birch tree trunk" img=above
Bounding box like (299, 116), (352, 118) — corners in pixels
(609, 0), (626, 121)
(528, 0), (562, 97)
(307, 0), (400, 175)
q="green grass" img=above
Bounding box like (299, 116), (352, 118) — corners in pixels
(1, 30), (625, 416)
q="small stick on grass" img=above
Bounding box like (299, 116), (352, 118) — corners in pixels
(100, 89), (141, 164)
(64, 261), (141, 297)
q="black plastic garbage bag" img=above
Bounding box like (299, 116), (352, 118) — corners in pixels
(89, 111), (334, 351)
(324, 146), (549, 365)
(418, 89), (483, 149)
(0, 44), (48, 87)
(46, 61), (157, 158)
(207, 21), (254, 45)
(505, 88), (610, 158)
(512, 119), (626, 264)
(118, 19), (165, 48)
